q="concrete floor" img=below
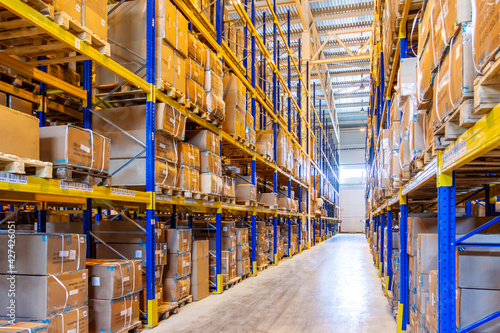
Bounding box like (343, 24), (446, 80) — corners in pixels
(150, 234), (397, 333)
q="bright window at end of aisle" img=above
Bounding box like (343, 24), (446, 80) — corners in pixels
(339, 166), (366, 184)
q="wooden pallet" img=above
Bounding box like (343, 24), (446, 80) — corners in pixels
(94, 85), (147, 106)
(236, 200), (257, 207)
(207, 194), (221, 202)
(175, 295), (193, 309)
(245, 141), (256, 151)
(172, 189), (203, 199)
(262, 204), (278, 210)
(53, 11), (110, 56)
(53, 166), (111, 186)
(433, 99), (480, 141)
(0, 153), (52, 178)
(156, 302), (178, 321)
(262, 153), (274, 163)
(185, 99), (203, 113)
(257, 263), (269, 271)
(474, 55), (500, 114)
(157, 80), (185, 104)
(223, 276), (242, 290)
(240, 272), (251, 280)
(230, 133), (246, 144)
(117, 321), (142, 333)
(222, 196), (236, 204)
(155, 184), (180, 195)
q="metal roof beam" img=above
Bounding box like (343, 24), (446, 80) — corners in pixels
(311, 54), (370, 64)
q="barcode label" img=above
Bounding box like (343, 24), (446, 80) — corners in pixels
(0, 173), (28, 184)
(60, 181), (93, 192)
(112, 188), (135, 197)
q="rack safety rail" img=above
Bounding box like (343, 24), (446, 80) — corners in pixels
(0, 0), (339, 328)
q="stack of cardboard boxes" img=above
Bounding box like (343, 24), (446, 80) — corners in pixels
(0, 233), (89, 332)
(208, 222), (237, 285)
(223, 74), (246, 140)
(191, 240), (210, 301)
(203, 41), (225, 123)
(235, 176), (257, 203)
(177, 142), (201, 194)
(87, 259), (142, 332)
(186, 130), (223, 195)
(236, 228), (251, 276)
(164, 229), (192, 303)
(256, 130), (274, 160)
(222, 175), (236, 198)
(254, 222), (268, 268)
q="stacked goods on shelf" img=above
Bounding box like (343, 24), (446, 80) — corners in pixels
(383, 227), (400, 308)
(235, 176), (257, 204)
(204, 45), (225, 122)
(278, 190), (293, 211)
(472, 0), (500, 73)
(209, 222), (237, 284)
(223, 74), (246, 141)
(191, 240), (210, 301)
(87, 259), (142, 332)
(264, 226), (272, 262)
(300, 222), (307, 248)
(277, 129), (293, 173)
(245, 111), (256, 149)
(186, 130), (222, 196)
(93, 220), (168, 310)
(95, 0), (187, 95)
(92, 104), (185, 190)
(39, 125), (110, 180)
(256, 130), (274, 160)
(164, 229), (192, 302)
(281, 224), (298, 256)
(257, 192), (278, 209)
(236, 228), (251, 276)
(186, 33), (206, 109)
(0, 234), (88, 330)
(222, 175), (236, 198)
(177, 143), (201, 194)
(382, 0), (397, 82)
(254, 221), (268, 268)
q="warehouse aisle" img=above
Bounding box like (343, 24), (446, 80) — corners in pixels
(151, 234), (396, 333)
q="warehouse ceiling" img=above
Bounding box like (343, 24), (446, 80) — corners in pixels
(228, 0), (373, 133)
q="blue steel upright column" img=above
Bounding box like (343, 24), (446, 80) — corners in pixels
(82, 60), (93, 257)
(306, 60), (310, 248)
(380, 211), (385, 274)
(437, 152), (456, 332)
(297, 39), (302, 253)
(250, 0), (258, 275)
(215, 0), (225, 289)
(272, 0), (278, 266)
(36, 58), (47, 233)
(398, 191), (409, 332)
(145, 0), (158, 325)
(386, 204), (393, 293)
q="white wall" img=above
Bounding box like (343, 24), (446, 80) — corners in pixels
(339, 129), (366, 233)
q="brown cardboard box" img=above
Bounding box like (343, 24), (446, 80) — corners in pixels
(0, 105), (39, 160)
(43, 306), (88, 333)
(222, 175), (235, 197)
(205, 47), (223, 78)
(109, 157), (177, 187)
(204, 72), (223, 99)
(221, 222), (236, 237)
(200, 150), (222, 174)
(431, 0), (457, 68)
(257, 193), (278, 208)
(223, 104), (246, 137)
(96, 242), (168, 267)
(84, 0), (107, 39)
(185, 78), (205, 108)
(0, 233), (86, 275)
(159, 40), (175, 89)
(87, 259), (142, 299)
(200, 173), (222, 195)
(417, 37), (434, 105)
(51, 0), (82, 25)
(94, 220), (164, 244)
(176, 12), (188, 58)
(139, 284), (162, 312)
(0, 270), (88, 319)
(163, 0), (177, 50)
(188, 33), (204, 64)
(256, 141), (273, 158)
(163, 276), (190, 302)
(237, 257), (250, 276)
(223, 74), (245, 110)
(473, 0), (500, 72)
(9, 96), (32, 115)
(208, 235), (236, 251)
(236, 184), (256, 202)
(165, 252), (192, 278)
(186, 57), (205, 87)
(221, 250), (236, 267)
(174, 51), (186, 96)
(177, 166), (200, 192)
(165, 229), (192, 254)
(191, 240), (209, 301)
(418, 0), (433, 56)
(89, 293), (139, 333)
(40, 125), (93, 169)
(186, 129), (220, 154)
(237, 244), (249, 260)
(91, 132), (111, 173)
(177, 142), (200, 169)
(0, 321), (48, 332)
(156, 104), (186, 141)
(236, 228), (248, 245)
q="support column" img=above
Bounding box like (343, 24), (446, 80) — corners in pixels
(82, 59), (92, 258)
(437, 152), (456, 333)
(398, 192), (409, 333)
(386, 204), (393, 294)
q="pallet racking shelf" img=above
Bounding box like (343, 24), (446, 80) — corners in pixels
(0, 0), (339, 327)
(367, 0), (500, 331)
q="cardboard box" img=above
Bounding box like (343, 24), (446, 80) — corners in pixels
(50, 0), (82, 25)
(177, 142), (200, 169)
(177, 165), (200, 192)
(256, 141), (273, 158)
(236, 228), (248, 245)
(204, 72), (223, 100)
(0, 270), (88, 319)
(93, 220), (165, 244)
(84, 0), (107, 39)
(89, 293), (139, 333)
(185, 77), (205, 108)
(9, 96), (32, 115)
(166, 229), (192, 254)
(205, 47), (223, 78)
(257, 193), (278, 207)
(222, 175), (235, 197)
(0, 321), (48, 332)
(0, 233), (86, 275)
(200, 173), (222, 195)
(417, 37), (434, 105)
(237, 244), (249, 260)
(237, 257), (250, 276)
(42, 306), (88, 333)
(223, 74), (245, 110)
(191, 240), (209, 301)
(163, 276), (190, 302)
(96, 242), (168, 267)
(87, 259), (142, 299)
(208, 235), (236, 251)
(0, 105), (38, 160)
(109, 157), (177, 187)
(186, 130), (220, 154)
(206, 92), (225, 120)
(235, 184), (256, 202)
(200, 150), (222, 174)
(223, 104), (246, 137)
(163, 0), (187, 57)
(473, 0), (500, 72)
(221, 222), (235, 237)
(187, 33), (203, 64)
(139, 283), (162, 311)
(417, 233), (438, 275)
(165, 252), (192, 278)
